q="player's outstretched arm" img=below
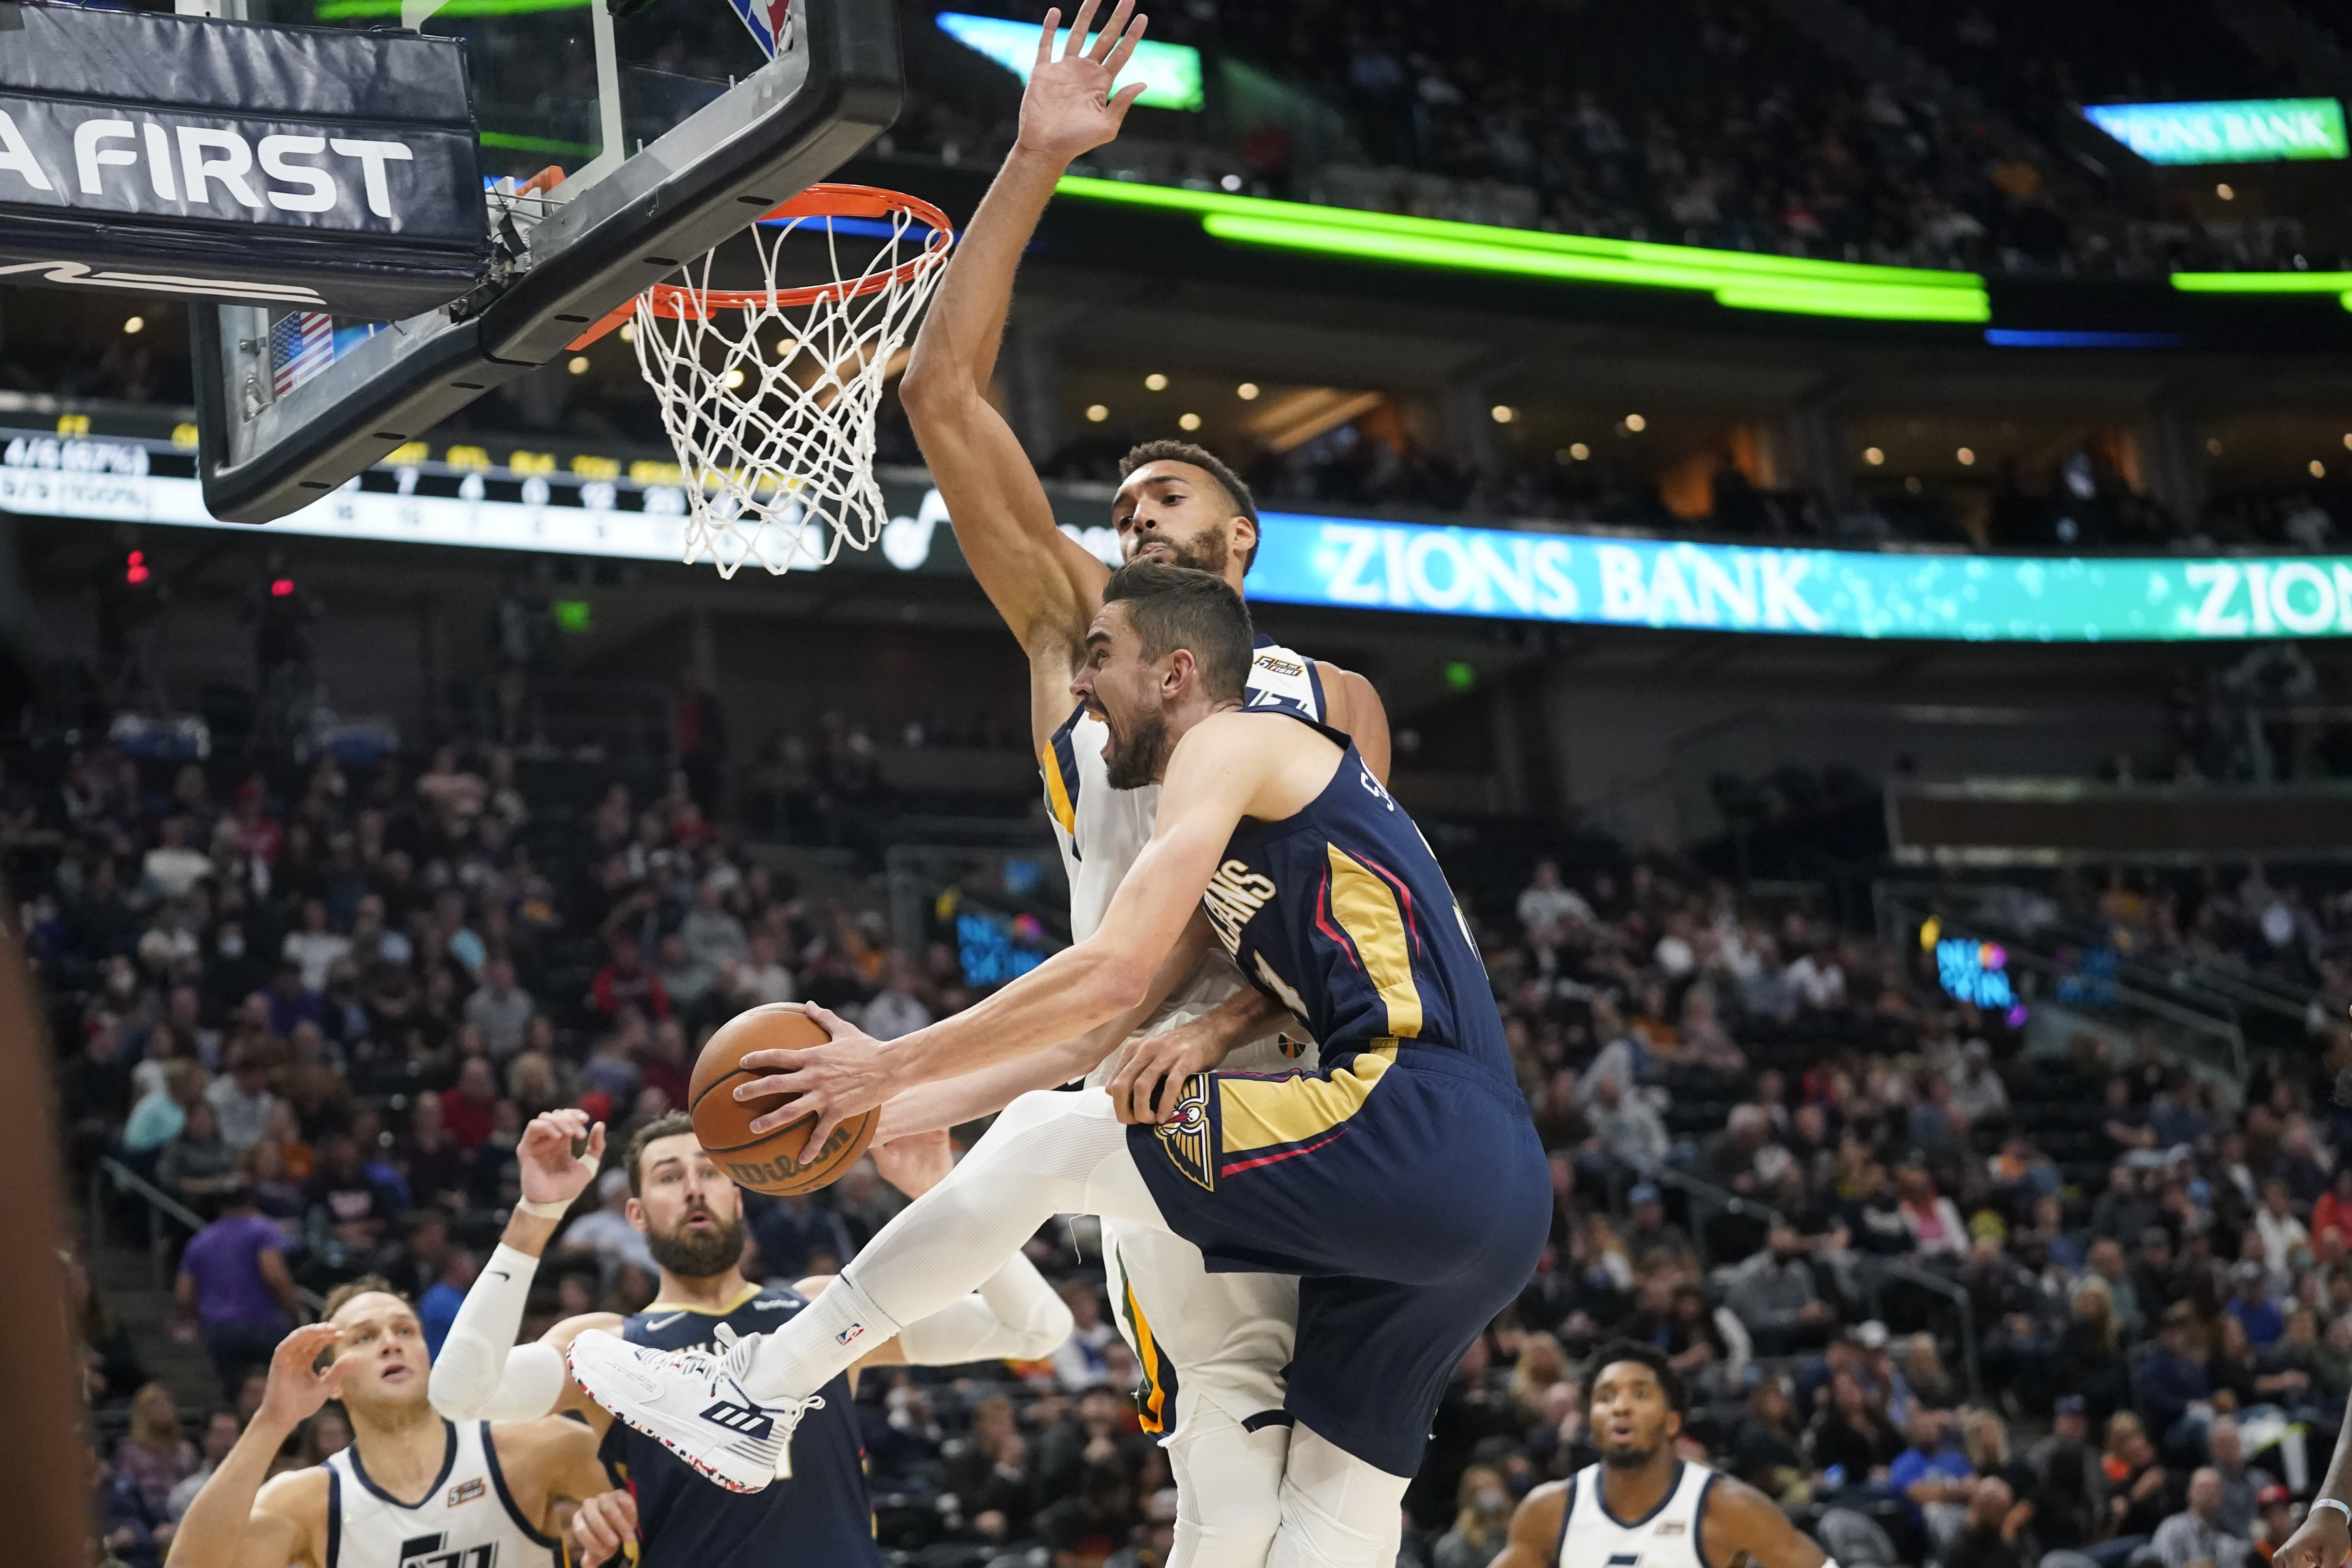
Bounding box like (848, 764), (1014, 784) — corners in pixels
(1487, 1481), (1570, 1568)
(1697, 1477), (1828, 1568)
(165, 1324), (346, 1568)
(900, 0), (1151, 739)
(729, 717), (1269, 1148)
(874, 912), (1217, 1138)
(431, 1110), (605, 1424)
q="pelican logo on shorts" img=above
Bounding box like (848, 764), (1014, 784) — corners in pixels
(1155, 1077), (1215, 1192)
(445, 1477), (485, 1507)
(699, 1399), (777, 1440)
(397, 1533), (495, 1568)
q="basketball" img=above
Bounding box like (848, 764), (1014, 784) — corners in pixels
(688, 1005), (879, 1197)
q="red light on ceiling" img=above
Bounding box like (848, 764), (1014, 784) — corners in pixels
(270, 578), (294, 597)
(124, 550), (148, 585)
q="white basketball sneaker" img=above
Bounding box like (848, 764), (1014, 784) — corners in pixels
(565, 1328), (824, 1492)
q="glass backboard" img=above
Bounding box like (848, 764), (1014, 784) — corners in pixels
(192, 0), (900, 523)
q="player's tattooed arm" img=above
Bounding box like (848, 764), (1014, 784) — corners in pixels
(1486, 1480), (1570, 1568)
(1697, 1478), (1829, 1568)
(901, 0), (1152, 744)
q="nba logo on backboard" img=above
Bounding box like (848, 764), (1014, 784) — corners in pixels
(724, 0), (791, 58)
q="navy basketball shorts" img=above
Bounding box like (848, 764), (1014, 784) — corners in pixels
(1129, 1039), (1552, 1476)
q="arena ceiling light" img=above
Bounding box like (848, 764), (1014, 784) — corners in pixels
(937, 12), (1204, 111)
(1057, 177), (1991, 323)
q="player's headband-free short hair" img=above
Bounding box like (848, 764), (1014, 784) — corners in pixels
(1118, 441), (1260, 577)
(1100, 560), (1255, 704)
(319, 1274), (410, 1323)
(625, 1110), (699, 1196)
(1588, 1337), (1689, 1415)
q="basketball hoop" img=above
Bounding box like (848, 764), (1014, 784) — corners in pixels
(569, 184), (955, 578)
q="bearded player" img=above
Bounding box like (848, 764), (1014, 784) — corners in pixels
(1489, 1343), (1829, 1568)
(875, 5), (1388, 1562)
(164, 1280), (607, 1568)
(427, 1108), (1071, 1562)
(568, 562), (1551, 1568)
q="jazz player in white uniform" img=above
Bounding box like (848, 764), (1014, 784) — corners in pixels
(872, 7), (1388, 1562)
(1491, 1343), (1829, 1568)
(165, 1279), (607, 1568)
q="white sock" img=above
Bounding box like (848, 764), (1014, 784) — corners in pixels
(739, 1089), (1163, 1401)
(737, 1274), (899, 1401)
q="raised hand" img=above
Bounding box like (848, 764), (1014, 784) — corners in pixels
(734, 1001), (892, 1152)
(1014, 0), (1152, 167)
(255, 1323), (351, 1432)
(517, 1109), (606, 1210)
(2276, 1506), (2352, 1568)
(870, 1128), (956, 1199)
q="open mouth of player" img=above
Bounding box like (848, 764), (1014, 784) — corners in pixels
(380, 1363), (415, 1383)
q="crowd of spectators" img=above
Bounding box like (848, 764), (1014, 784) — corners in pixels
(890, 0), (2335, 282)
(26, 717), (2352, 1568)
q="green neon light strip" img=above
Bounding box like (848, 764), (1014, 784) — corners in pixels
(319, 0), (587, 14)
(481, 131), (602, 157)
(2171, 271), (2352, 294)
(1191, 211), (1991, 321)
(1059, 175), (1991, 321)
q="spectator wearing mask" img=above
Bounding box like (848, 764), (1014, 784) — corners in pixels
(1431, 1464), (1514, 1568)
(1727, 1225), (1837, 1356)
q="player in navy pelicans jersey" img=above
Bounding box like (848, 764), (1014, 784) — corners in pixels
(427, 1108), (1070, 1565)
(1490, 1344), (1828, 1568)
(866, 7), (1389, 1559)
(571, 560), (1550, 1565)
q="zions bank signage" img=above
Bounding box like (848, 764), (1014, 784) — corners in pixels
(16, 426), (2352, 644)
(1244, 514), (2352, 643)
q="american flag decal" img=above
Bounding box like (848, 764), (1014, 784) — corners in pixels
(270, 311), (335, 397)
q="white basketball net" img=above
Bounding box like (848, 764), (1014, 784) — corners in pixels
(632, 201), (951, 578)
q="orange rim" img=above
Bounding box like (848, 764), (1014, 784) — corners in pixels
(566, 183), (954, 349)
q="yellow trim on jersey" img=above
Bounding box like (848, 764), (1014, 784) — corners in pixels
(1120, 1265), (1174, 1435)
(640, 1282), (763, 1317)
(1325, 845), (1424, 1038)
(1217, 1040), (1395, 1155)
(1040, 743), (1078, 835)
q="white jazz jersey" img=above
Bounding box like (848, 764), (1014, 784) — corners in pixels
(1040, 633), (1327, 1083)
(322, 1419), (558, 1568)
(1038, 635), (1327, 1441)
(1559, 1460), (1717, 1568)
